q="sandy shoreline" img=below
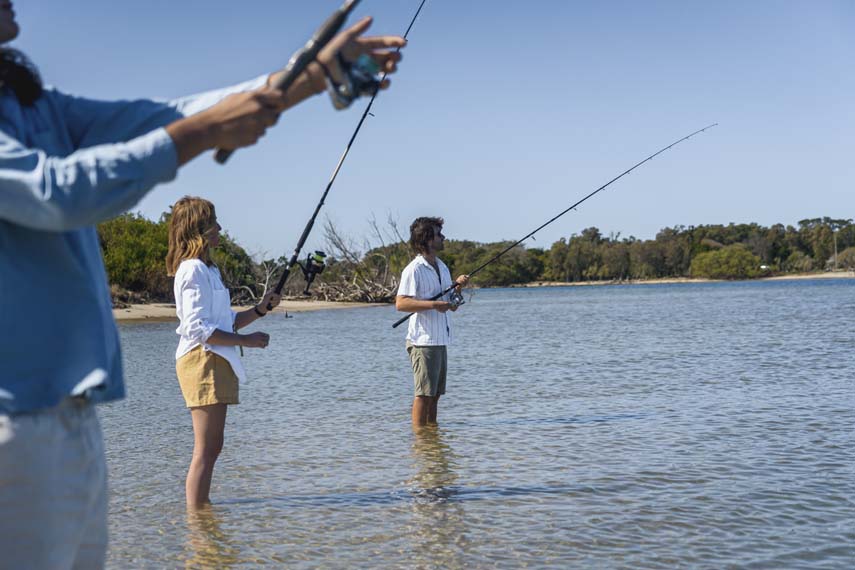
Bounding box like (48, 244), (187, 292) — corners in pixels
(115, 271), (854, 321)
(114, 300), (379, 322)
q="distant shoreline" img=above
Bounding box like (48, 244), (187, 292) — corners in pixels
(114, 271), (855, 322)
(114, 300), (379, 323)
(514, 271), (855, 288)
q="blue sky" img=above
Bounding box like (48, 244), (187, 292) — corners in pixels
(15, 1), (854, 257)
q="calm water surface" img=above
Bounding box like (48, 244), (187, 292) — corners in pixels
(103, 279), (855, 569)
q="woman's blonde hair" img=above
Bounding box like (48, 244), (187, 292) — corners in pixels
(166, 196), (217, 276)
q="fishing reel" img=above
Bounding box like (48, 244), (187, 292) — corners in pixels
(448, 289), (465, 309)
(297, 251), (327, 295)
(325, 53), (381, 110)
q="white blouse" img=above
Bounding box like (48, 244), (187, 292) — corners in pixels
(173, 259), (247, 383)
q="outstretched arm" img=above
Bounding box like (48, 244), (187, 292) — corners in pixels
(59, 16), (405, 155)
(168, 15), (405, 163)
(0, 14), (406, 232)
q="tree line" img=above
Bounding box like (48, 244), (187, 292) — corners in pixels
(98, 214), (855, 305)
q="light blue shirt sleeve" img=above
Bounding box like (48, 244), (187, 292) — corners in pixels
(0, 75), (269, 232)
(54, 75), (270, 148)
(0, 127), (177, 231)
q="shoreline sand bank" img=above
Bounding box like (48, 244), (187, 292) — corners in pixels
(114, 300), (379, 323)
(115, 271), (854, 322)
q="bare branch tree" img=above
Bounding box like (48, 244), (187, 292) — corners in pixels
(314, 215), (408, 302)
(256, 257), (284, 296)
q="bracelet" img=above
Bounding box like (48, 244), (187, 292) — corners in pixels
(253, 305), (266, 317)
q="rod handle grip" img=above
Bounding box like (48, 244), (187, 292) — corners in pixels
(392, 313), (411, 328)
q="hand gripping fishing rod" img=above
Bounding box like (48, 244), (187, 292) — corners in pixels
(392, 123), (719, 328)
(265, 0), (429, 309)
(214, 0), (361, 164)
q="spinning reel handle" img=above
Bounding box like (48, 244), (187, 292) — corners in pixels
(448, 289), (465, 309)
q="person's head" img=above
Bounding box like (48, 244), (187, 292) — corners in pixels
(409, 216), (445, 256)
(166, 196), (221, 276)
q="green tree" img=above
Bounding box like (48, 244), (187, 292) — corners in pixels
(836, 246), (855, 270)
(98, 213), (170, 300)
(690, 244), (761, 279)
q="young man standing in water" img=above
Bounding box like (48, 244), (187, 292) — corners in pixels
(396, 217), (469, 427)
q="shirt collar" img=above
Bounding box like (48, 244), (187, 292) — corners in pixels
(415, 254), (441, 268)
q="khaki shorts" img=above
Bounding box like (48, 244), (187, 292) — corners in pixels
(176, 346), (239, 407)
(407, 342), (447, 397)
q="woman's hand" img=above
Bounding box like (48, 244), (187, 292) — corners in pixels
(241, 332), (270, 349)
(258, 291), (282, 313)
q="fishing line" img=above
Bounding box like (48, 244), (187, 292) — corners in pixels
(265, 0), (429, 308)
(392, 123), (719, 328)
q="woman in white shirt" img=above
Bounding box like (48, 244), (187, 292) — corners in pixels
(166, 196), (280, 508)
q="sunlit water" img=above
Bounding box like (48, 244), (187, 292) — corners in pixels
(103, 279), (855, 569)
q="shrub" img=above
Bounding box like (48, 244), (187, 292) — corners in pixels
(690, 244), (762, 279)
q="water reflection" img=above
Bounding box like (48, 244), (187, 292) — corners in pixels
(406, 426), (469, 569)
(183, 506), (239, 569)
(408, 425), (458, 502)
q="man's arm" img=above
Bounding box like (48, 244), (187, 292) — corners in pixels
(0, 128), (177, 231)
(0, 17), (407, 231)
(396, 295), (451, 313)
(163, 15), (405, 164)
(59, 17), (404, 153)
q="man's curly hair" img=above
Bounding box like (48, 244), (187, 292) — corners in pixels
(409, 217), (444, 255)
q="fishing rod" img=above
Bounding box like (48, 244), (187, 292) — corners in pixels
(215, 0), (361, 164)
(266, 0), (429, 308)
(391, 123), (719, 328)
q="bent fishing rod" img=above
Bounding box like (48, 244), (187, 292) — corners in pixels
(392, 123), (719, 328)
(266, 0), (429, 309)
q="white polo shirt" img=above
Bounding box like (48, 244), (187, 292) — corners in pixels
(398, 255), (454, 346)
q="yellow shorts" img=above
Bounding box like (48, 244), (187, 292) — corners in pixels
(176, 346), (239, 407)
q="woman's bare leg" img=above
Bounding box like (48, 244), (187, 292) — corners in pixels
(186, 404), (227, 508)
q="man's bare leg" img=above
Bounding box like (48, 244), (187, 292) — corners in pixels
(427, 395), (440, 424)
(412, 396), (430, 427)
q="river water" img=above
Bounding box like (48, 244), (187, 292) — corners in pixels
(103, 279), (855, 569)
